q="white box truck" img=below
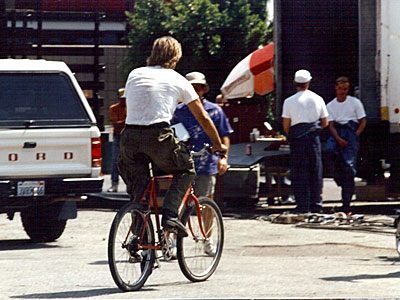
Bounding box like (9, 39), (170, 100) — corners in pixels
(274, 0), (400, 198)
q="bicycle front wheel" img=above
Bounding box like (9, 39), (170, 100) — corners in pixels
(108, 202), (155, 291)
(177, 196), (224, 282)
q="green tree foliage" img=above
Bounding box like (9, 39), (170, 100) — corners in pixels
(124, 0), (272, 101)
(124, 1), (169, 72)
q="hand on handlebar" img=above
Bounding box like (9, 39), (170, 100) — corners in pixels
(191, 143), (228, 157)
(217, 157), (229, 175)
(211, 144), (228, 156)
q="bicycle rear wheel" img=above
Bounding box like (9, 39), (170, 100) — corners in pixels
(108, 202), (155, 291)
(177, 196), (224, 282)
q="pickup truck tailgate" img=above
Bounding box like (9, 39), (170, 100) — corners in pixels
(0, 128), (96, 178)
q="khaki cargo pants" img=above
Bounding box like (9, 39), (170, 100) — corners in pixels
(117, 124), (196, 215)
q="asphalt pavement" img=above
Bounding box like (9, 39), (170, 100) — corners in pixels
(84, 174), (400, 217)
(2, 174), (400, 299)
(1, 208), (399, 298)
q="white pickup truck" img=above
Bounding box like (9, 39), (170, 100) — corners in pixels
(0, 59), (103, 242)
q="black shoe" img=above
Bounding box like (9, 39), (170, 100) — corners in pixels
(162, 212), (188, 237)
(341, 204), (351, 214)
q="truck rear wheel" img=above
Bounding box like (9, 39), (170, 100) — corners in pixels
(21, 205), (67, 242)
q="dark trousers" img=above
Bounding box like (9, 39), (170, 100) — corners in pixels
(111, 134), (121, 184)
(117, 125), (196, 215)
(328, 122), (360, 210)
(334, 156), (355, 209)
(334, 138), (359, 209)
(290, 132), (323, 213)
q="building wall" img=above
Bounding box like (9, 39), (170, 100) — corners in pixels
(26, 45), (130, 128)
(100, 46), (130, 125)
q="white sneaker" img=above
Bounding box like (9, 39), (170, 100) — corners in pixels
(171, 239), (177, 260)
(107, 182), (118, 193)
(280, 196), (296, 205)
(204, 239), (216, 257)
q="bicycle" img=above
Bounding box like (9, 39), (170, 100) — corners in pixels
(107, 145), (224, 291)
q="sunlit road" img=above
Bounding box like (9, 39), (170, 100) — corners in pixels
(1, 206), (400, 299)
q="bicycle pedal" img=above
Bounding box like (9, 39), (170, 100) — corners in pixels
(165, 227), (178, 235)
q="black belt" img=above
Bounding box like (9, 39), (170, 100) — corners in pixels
(125, 122), (169, 129)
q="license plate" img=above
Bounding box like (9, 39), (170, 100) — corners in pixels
(17, 181), (45, 197)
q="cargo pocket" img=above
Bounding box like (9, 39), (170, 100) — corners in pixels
(157, 129), (174, 143)
(155, 128), (194, 172)
(173, 142), (194, 171)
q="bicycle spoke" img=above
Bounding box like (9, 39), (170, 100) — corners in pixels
(108, 203), (155, 291)
(177, 197), (224, 282)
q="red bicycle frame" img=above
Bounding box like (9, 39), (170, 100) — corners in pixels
(127, 174), (208, 251)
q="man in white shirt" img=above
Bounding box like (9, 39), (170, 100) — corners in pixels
(326, 76), (366, 213)
(118, 36), (227, 237)
(282, 69), (329, 213)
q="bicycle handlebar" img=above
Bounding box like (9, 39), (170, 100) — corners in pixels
(191, 143), (211, 157)
(190, 143), (227, 158)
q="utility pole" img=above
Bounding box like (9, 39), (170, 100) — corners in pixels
(93, 10), (104, 131)
(36, 0), (42, 58)
(0, 0), (6, 58)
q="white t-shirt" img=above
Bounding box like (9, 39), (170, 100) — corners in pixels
(327, 96), (366, 124)
(124, 66), (199, 125)
(281, 90), (328, 126)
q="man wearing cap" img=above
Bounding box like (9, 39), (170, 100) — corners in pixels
(118, 36), (227, 237)
(107, 88), (126, 193)
(171, 72), (233, 255)
(326, 76), (366, 213)
(282, 69), (329, 213)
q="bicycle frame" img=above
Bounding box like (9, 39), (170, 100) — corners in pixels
(109, 143), (224, 291)
(129, 174), (209, 253)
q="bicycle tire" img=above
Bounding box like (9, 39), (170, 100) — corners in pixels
(108, 202), (155, 291)
(177, 196), (224, 282)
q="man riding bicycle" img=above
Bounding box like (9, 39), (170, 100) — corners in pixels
(118, 36), (227, 238)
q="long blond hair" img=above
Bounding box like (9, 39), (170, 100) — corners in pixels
(147, 36), (182, 69)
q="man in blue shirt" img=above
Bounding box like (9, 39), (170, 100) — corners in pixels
(171, 71), (233, 255)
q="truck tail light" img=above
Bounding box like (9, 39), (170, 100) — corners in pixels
(91, 138), (102, 168)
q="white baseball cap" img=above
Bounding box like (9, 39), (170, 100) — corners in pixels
(185, 72), (207, 85)
(294, 69), (312, 83)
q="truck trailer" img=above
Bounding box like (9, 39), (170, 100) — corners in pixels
(274, 0), (400, 199)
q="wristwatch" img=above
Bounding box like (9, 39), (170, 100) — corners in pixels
(219, 154), (227, 159)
